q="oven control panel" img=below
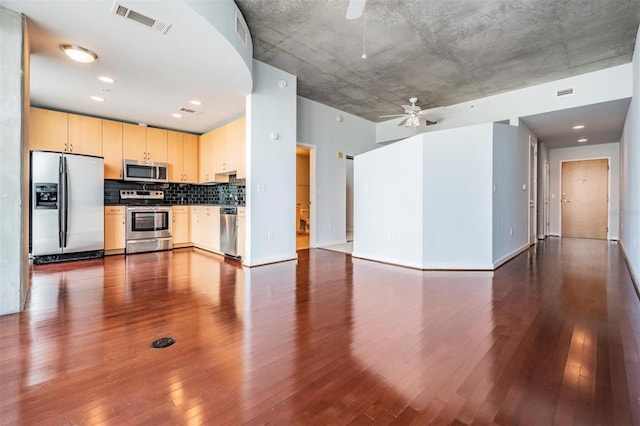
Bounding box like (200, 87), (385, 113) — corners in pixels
(120, 190), (164, 200)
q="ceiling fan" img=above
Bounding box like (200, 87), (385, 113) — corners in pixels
(380, 98), (439, 128)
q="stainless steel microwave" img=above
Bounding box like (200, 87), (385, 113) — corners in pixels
(123, 159), (168, 183)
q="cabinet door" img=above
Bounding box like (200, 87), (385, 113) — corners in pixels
(104, 206), (126, 252)
(212, 126), (225, 175)
(29, 107), (68, 152)
(167, 130), (183, 182)
(182, 134), (198, 183)
(68, 113), (102, 156)
(146, 127), (167, 163)
(223, 119), (239, 173)
(172, 207), (190, 245)
(236, 117), (246, 179)
(122, 123), (147, 162)
(209, 206), (221, 252)
(199, 131), (215, 182)
(190, 207), (202, 246)
(237, 208), (246, 259)
(103, 120), (123, 179)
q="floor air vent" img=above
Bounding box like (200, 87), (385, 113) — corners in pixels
(112, 3), (171, 34)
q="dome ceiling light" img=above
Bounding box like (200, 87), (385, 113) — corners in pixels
(61, 44), (97, 63)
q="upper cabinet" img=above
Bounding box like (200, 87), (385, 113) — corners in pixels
(168, 131), (198, 183)
(198, 117), (246, 183)
(122, 124), (167, 164)
(29, 107), (102, 157)
(103, 119), (123, 180)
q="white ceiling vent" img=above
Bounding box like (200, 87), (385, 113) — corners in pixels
(112, 3), (171, 35)
(556, 88), (574, 97)
(179, 107), (196, 114)
(235, 13), (248, 47)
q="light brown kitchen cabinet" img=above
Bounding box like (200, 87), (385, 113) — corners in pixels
(172, 206), (191, 247)
(190, 206), (221, 253)
(104, 206), (125, 255)
(198, 129), (218, 182)
(190, 206), (202, 247)
(29, 107), (68, 152)
(146, 127), (168, 163)
(68, 114), (102, 157)
(103, 119), (123, 179)
(237, 206), (246, 259)
(29, 107), (103, 156)
(236, 117), (246, 179)
(168, 131), (198, 183)
(122, 123), (147, 162)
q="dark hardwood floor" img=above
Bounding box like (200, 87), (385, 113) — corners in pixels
(1, 238), (639, 425)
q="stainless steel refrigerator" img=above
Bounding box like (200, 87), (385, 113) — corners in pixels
(31, 151), (104, 264)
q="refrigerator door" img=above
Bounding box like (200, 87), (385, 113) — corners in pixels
(31, 151), (63, 256)
(64, 153), (104, 253)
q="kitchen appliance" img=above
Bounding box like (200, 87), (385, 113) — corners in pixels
(123, 159), (168, 183)
(220, 206), (238, 257)
(31, 151), (104, 264)
(121, 190), (172, 254)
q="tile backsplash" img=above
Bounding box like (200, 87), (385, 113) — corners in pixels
(104, 179), (246, 206)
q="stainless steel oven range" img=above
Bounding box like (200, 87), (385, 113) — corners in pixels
(121, 190), (172, 254)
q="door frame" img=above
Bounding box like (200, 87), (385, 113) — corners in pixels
(296, 143), (316, 248)
(529, 135), (537, 245)
(559, 157), (610, 239)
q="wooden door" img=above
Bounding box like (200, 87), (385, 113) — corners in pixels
(167, 130), (183, 182)
(561, 159), (608, 239)
(103, 120), (123, 179)
(122, 123), (147, 162)
(68, 113), (102, 156)
(29, 107), (68, 152)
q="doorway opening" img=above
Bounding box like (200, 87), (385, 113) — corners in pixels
(529, 135), (537, 245)
(346, 155), (354, 242)
(296, 146), (312, 250)
(560, 158), (609, 239)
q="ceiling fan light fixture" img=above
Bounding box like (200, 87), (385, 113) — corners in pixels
(61, 44), (97, 63)
(404, 115), (420, 128)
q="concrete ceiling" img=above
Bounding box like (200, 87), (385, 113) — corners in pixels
(2, 0), (639, 148)
(235, 0), (639, 122)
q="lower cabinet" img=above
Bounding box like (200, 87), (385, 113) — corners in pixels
(190, 206), (221, 253)
(104, 206), (125, 255)
(238, 207), (246, 260)
(172, 206), (190, 247)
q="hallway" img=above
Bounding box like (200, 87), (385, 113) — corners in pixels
(1, 238), (639, 424)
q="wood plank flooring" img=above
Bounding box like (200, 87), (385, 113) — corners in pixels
(1, 238), (639, 425)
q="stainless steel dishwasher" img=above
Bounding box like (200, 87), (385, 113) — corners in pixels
(220, 206), (238, 257)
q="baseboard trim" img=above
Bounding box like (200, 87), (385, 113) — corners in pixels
(618, 242), (640, 301)
(493, 243), (531, 269)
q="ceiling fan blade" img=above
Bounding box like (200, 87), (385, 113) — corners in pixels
(397, 117), (410, 127)
(380, 114), (407, 118)
(346, 0), (366, 19)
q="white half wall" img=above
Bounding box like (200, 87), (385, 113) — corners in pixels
(619, 25), (640, 289)
(548, 143), (620, 239)
(377, 64), (633, 144)
(245, 61), (297, 266)
(297, 97), (377, 247)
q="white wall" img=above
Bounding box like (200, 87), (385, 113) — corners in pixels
(619, 26), (640, 288)
(0, 6), (27, 315)
(297, 97), (377, 247)
(548, 143), (620, 239)
(377, 64), (633, 144)
(245, 61), (297, 266)
(492, 123), (530, 265)
(422, 124), (494, 269)
(354, 123), (506, 270)
(354, 136), (424, 268)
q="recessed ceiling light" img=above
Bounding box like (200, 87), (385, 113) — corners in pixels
(172, 113), (182, 118)
(99, 76), (115, 83)
(190, 100), (201, 106)
(577, 138), (588, 143)
(90, 96), (104, 102)
(61, 44), (97, 63)
(573, 125), (585, 129)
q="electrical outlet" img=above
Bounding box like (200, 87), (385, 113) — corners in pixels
(510, 227), (513, 236)
(267, 230), (274, 239)
(388, 231), (394, 240)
